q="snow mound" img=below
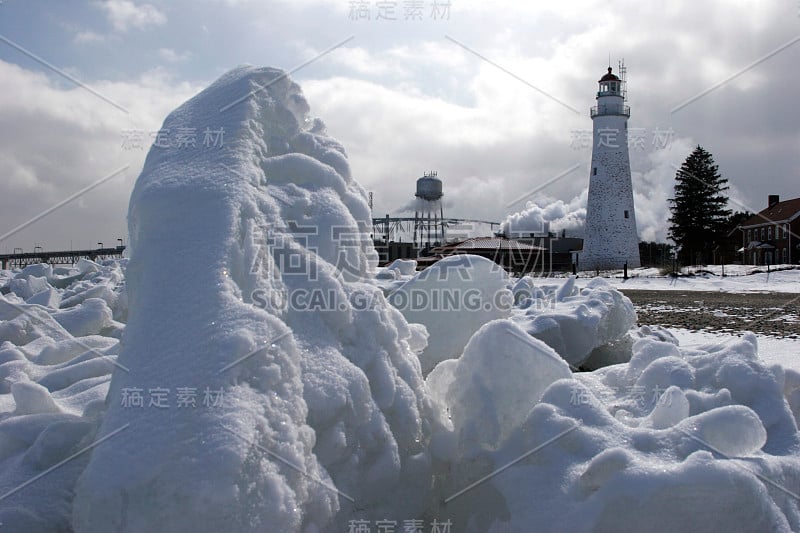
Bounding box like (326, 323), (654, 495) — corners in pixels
(426, 319), (572, 450)
(71, 66), (442, 532)
(510, 276), (637, 368)
(388, 254), (512, 375)
(427, 330), (800, 531)
(0, 259), (125, 529)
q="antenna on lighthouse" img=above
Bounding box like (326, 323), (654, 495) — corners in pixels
(618, 59), (627, 101)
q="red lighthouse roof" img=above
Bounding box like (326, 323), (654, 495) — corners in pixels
(599, 67), (619, 82)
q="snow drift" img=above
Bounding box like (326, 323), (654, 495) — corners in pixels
(427, 333), (800, 531)
(0, 260), (123, 530)
(70, 66), (442, 532)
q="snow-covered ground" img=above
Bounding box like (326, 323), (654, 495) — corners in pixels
(382, 264), (800, 293)
(576, 266), (800, 293)
(1, 67), (799, 532)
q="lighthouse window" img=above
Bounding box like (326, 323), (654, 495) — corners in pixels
(624, 210), (629, 219)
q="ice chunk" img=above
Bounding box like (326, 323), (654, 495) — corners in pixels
(6, 277), (34, 300)
(0, 304), (72, 346)
(23, 418), (94, 470)
(678, 405), (767, 457)
(555, 274), (577, 301)
(578, 447), (632, 492)
(18, 263), (53, 280)
(75, 258), (100, 274)
(389, 254), (512, 375)
(635, 355), (695, 392)
(626, 338), (682, 381)
(12, 381), (63, 415)
(52, 298), (113, 337)
(25, 287), (61, 309)
(645, 386), (690, 429)
(426, 319), (571, 449)
(387, 258), (416, 277)
(513, 277), (637, 368)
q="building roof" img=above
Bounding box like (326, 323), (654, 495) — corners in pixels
(741, 197), (800, 227)
(433, 237), (545, 253)
(599, 67), (619, 82)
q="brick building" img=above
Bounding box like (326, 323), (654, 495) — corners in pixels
(739, 195), (800, 265)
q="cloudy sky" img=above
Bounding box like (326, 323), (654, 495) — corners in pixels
(0, 0), (798, 252)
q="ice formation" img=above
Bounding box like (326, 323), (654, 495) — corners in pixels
(0, 260), (123, 530)
(0, 66), (798, 532)
(388, 254), (512, 375)
(427, 334), (800, 531)
(509, 275), (637, 368)
(69, 66), (447, 532)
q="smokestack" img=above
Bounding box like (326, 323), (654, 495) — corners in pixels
(768, 195), (780, 208)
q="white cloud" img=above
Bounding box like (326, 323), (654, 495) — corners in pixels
(97, 0), (167, 32)
(0, 60), (200, 252)
(158, 48), (191, 63)
(74, 30), (106, 45)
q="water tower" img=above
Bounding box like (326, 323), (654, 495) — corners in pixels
(414, 171), (445, 251)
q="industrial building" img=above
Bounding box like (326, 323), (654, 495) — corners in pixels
(371, 171), (583, 273)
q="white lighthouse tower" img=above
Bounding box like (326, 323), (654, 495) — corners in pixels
(581, 63), (641, 270)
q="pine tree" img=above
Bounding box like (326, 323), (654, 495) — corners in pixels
(668, 146), (731, 265)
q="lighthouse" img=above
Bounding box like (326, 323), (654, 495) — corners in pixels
(581, 63), (641, 270)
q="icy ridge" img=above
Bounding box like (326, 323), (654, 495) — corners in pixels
(71, 66), (441, 531)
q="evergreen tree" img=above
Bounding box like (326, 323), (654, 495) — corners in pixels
(723, 211), (753, 231)
(668, 146), (731, 265)
(638, 241), (673, 267)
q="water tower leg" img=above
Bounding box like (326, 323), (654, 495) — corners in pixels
(414, 211), (422, 248)
(427, 211), (431, 247)
(440, 204), (445, 243)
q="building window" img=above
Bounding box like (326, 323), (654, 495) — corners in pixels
(624, 210), (629, 219)
(768, 227), (773, 240)
(593, 167), (597, 176)
(747, 229), (752, 241)
(784, 248), (788, 264)
(761, 228), (765, 240)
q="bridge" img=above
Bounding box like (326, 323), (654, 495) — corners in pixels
(0, 246), (126, 270)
